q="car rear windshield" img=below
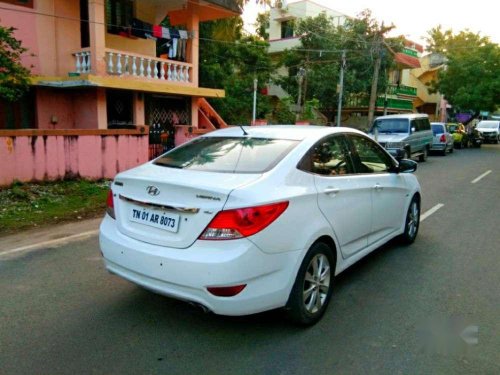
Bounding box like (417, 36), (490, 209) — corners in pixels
(431, 124), (445, 135)
(153, 136), (299, 173)
(371, 119), (409, 133)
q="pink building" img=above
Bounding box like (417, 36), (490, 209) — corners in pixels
(0, 0), (237, 185)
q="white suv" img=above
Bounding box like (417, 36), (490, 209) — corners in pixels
(368, 114), (434, 161)
(476, 120), (500, 143)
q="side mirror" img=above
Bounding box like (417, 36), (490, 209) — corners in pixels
(411, 127), (416, 133)
(398, 159), (418, 173)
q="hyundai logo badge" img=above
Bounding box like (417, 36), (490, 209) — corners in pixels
(146, 185), (160, 196)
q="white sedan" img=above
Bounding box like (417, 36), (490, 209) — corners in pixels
(100, 126), (421, 325)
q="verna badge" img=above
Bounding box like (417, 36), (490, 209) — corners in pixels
(146, 186), (160, 196)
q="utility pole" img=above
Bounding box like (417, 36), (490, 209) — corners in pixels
(296, 67), (306, 121)
(336, 50), (346, 127)
(367, 23), (384, 128)
(252, 77), (257, 125)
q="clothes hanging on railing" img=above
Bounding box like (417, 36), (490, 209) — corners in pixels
(128, 17), (190, 62)
(178, 30), (188, 61)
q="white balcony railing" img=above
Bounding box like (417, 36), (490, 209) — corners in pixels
(105, 49), (192, 83)
(71, 49), (193, 84)
(73, 50), (92, 73)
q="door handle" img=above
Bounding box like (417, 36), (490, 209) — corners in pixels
(324, 187), (340, 195)
(374, 184), (384, 191)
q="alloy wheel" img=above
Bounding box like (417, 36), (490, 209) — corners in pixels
(303, 254), (331, 314)
(407, 201), (419, 239)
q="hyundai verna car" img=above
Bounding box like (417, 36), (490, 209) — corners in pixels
(100, 126), (421, 325)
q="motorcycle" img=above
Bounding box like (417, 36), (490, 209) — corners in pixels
(468, 128), (483, 148)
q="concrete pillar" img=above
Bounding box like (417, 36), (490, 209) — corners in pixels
(88, 0), (106, 75)
(186, 5), (199, 87)
(191, 97), (199, 128)
(96, 88), (107, 129)
(133, 92), (146, 125)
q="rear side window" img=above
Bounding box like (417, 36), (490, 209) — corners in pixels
(154, 137), (299, 173)
(298, 135), (354, 176)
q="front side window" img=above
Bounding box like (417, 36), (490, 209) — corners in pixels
(154, 137), (299, 173)
(416, 118), (430, 130)
(348, 135), (394, 174)
(298, 135), (354, 176)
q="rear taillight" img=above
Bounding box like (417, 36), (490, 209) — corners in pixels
(440, 134), (446, 142)
(106, 190), (115, 219)
(199, 201), (289, 240)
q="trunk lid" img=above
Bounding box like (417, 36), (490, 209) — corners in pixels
(112, 163), (261, 248)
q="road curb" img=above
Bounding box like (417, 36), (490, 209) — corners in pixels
(0, 230), (99, 258)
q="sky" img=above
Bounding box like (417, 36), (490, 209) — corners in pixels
(243, 0), (500, 47)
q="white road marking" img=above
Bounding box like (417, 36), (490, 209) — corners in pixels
(471, 170), (492, 184)
(0, 230), (99, 257)
(420, 203), (445, 222)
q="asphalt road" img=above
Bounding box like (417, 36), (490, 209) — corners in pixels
(1, 144), (499, 375)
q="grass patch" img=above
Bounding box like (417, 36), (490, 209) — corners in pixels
(0, 179), (110, 236)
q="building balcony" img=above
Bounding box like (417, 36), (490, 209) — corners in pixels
(33, 47), (223, 98)
(268, 36), (301, 53)
(72, 49), (194, 86)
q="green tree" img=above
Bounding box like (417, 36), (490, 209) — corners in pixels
(277, 11), (399, 121)
(426, 26), (500, 113)
(0, 24), (31, 101)
(199, 19), (275, 124)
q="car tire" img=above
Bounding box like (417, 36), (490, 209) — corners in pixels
(418, 147), (428, 162)
(286, 242), (335, 326)
(449, 146), (454, 153)
(399, 195), (420, 245)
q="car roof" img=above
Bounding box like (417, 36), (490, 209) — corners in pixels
(201, 125), (367, 141)
(375, 114), (429, 120)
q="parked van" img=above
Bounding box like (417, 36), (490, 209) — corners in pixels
(368, 114), (433, 161)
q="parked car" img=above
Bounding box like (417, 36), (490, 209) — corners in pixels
(476, 120), (500, 143)
(368, 114), (433, 162)
(430, 122), (454, 155)
(100, 126), (421, 325)
(446, 123), (468, 149)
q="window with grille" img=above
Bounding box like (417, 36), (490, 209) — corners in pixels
(105, 0), (134, 34)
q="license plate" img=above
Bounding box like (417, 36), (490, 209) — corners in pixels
(129, 206), (180, 233)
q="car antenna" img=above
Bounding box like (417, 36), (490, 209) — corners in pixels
(239, 124), (249, 136)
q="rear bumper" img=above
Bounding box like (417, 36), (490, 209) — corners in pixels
(99, 216), (302, 316)
(430, 142), (447, 151)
